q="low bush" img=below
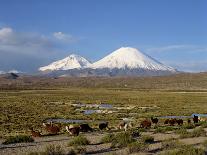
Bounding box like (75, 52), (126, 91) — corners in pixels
(182, 124), (195, 129)
(127, 141), (148, 153)
(175, 128), (188, 135)
(3, 135), (34, 145)
(44, 145), (64, 155)
(180, 127), (206, 138)
(68, 135), (90, 146)
(161, 140), (181, 150)
(28, 144), (65, 155)
(154, 126), (176, 133)
(160, 145), (204, 155)
(72, 146), (86, 154)
(201, 122), (207, 128)
(100, 133), (115, 143)
(111, 132), (135, 148)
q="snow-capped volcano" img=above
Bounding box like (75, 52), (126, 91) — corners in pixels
(91, 47), (176, 72)
(39, 54), (91, 71)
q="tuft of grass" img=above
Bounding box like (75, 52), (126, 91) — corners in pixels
(160, 145), (204, 155)
(44, 145), (64, 155)
(154, 126), (176, 133)
(72, 146), (86, 154)
(201, 122), (207, 128)
(127, 141), (148, 153)
(28, 144), (65, 155)
(175, 128), (188, 135)
(180, 127), (206, 138)
(68, 135), (90, 146)
(141, 135), (154, 144)
(3, 135), (34, 145)
(161, 139), (182, 150)
(100, 133), (115, 143)
(182, 124), (195, 129)
(111, 132), (135, 148)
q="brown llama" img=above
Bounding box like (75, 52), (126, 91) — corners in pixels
(164, 119), (169, 125)
(176, 119), (183, 126)
(169, 119), (177, 126)
(140, 119), (151, 128)
(66, 125), (80, 136)
(42, 122), (61, 135)
(29, 128), (41, 137)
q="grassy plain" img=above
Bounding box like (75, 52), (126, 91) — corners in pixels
(1, 72), (207, 137)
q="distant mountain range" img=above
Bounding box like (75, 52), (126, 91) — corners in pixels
(38, 47), (177, 77)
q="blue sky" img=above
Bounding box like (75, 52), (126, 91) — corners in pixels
(0, 0), (206, 72)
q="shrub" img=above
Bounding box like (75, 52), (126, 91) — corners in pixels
(141, 135), (154, 143)
(73, 146), (86, 154)
(44, 145), (64, 155)
(180, 127), (206, 138)
(3, 135), (34, 145)
(175, 128), (188, 135)
(111, 132), (135, 148)
(201, 122), (207, 128)
(28, 145), (65, 155)
(160, 145), (204, 155)
(182, 124), (195, 129)
(68, 135), (90, 146)
(161, 140), (181, 150)
(100, 133), (115, 143)
(127, 141), (148, 153)
(154, 126), (176, 133)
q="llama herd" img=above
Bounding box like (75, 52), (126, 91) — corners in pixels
(29, 115), (206, 137)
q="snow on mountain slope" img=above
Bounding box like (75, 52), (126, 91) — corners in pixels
(39, 54), (91, 71)
(91, 47), (176, 72)
(0, 71), (5, 74)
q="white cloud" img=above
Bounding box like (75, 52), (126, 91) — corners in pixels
(0, 27), (57, 57)
(53, 31), (75, 42)
(146, 45), (207, 53)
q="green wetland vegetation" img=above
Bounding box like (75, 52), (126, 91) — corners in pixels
(1, 87), (207, 137)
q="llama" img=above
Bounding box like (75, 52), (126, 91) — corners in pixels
(176, 119), (183, 126)
(65, 125), (80, 136)
(29, 128), (41, 137)
(42, 122), (61, 135)
(99, 122), (109, 130)
(79, 124), (93, 132)
(151, 117), (159, 124)
(140, 119), (151, 128)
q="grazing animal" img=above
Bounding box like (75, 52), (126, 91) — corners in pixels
(118, 121), (126, 130)
(140, 119), (151, 128)
(169, 119), (177, 126)
(99, 122), (109, 130)
(176, 119), (183, 126)
(164, 119), (169, 125)
(187, 119), (191, 124)
(193, 115), (199, 124)
(151, 117), (159, 124)
(198, 117), (207, 122)
(118, 121), (133, 131)
(29, 128), (41, 137)
(66, 125), (80, 136)
(79, 124), (93, 132)
(42, 122), (61, 135)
